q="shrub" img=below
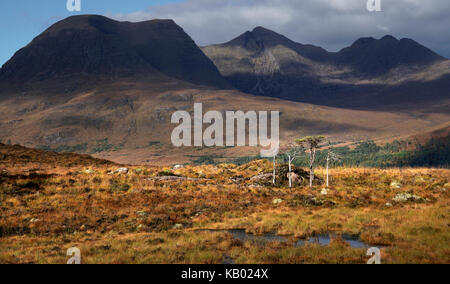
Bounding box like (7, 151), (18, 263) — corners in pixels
(109, 179), (131, 192)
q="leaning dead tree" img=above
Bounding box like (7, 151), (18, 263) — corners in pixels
(296, 136), (325, 188)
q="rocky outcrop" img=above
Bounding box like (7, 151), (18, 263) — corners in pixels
(249, 164), (319, 187)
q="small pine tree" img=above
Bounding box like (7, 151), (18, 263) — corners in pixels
(296, 136), (326, 188)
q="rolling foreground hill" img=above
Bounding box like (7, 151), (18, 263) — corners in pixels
(0, 15), (449, 165)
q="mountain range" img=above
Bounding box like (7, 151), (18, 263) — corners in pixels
(0, 15), (448, 164)
(202, 27), (449, 108)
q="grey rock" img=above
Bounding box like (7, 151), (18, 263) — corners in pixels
(136, 211), (149, 217)
(250, 173), (273, 183)
(287, 172), (301, 184)
(390, 181), (402, 189)
(393, 192), (426, 203)
(116, 168), (129, 174)
(272, 198), (283, 205)
(173, 224), (183, 229)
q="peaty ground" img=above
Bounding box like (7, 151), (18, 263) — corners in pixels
(0, 147), (448, 264)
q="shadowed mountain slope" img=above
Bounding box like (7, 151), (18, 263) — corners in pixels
(0, 15), (229, 91)
(202, 27), (449, 108)
(336, 35), (444, 76)
(225, 26), (331, 62)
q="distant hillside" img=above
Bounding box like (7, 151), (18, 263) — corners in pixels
(0, 143), (116, 167)
(408, 125), (450, 147)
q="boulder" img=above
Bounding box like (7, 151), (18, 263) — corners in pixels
(173, 224), (183, 230)
(246, 164), (321, 187)
(116, 168), (129, 174)
(231, 177), (245, 184)
(137, 224), (148, 231)
(275, 164), (315, 187)
(272, 199), (283, 205)
(390, 181), (402, 189)
(250, 173), (273, 184)
(392, 192), (426, 203)
(136, 211), (149, 217)
(287, 172), (301, 184)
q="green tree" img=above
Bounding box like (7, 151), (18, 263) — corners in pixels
(296, 136), (326, 187)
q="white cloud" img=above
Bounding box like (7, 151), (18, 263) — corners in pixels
(108, 0), (450, 57)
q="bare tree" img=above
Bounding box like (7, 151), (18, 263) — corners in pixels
(326, 149), (341, 188)
(281, 144), (303, 188)
(296, 136), (326, 188)
(272, 155), (276, 185)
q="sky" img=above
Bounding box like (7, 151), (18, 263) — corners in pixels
(1, 0), (450, 67)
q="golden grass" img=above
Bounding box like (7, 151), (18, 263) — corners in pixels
(0, 153), (449, 264)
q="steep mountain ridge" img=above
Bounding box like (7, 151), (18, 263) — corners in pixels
(0, 15), (229, 90)
(202, 27), (449, 106)
(336, 35), (444, 76)
(224, 27), (331, 62)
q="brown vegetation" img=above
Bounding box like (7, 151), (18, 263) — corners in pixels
(0, 145), (448, 264)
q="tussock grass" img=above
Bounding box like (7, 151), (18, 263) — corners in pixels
(0, 148), (448, 264)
